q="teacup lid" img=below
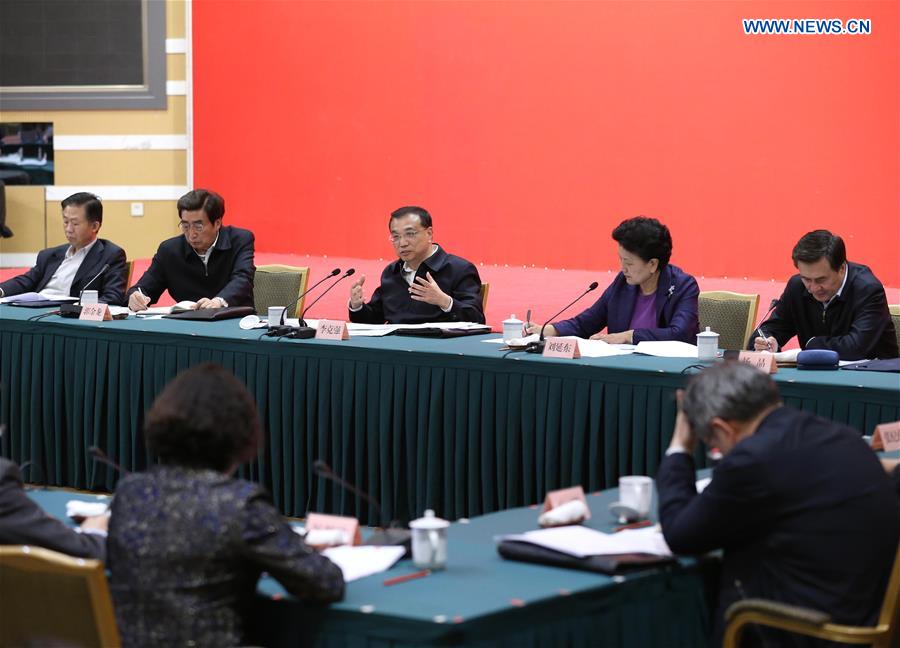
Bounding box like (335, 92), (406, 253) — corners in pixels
(697, 326), (719, 338)
(409, 509), (450, 530)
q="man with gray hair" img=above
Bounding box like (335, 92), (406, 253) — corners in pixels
(657, 362), (898, 647)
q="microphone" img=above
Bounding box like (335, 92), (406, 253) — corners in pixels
(89, 445), (130, 476)
(288, 268), (356, 339)
(753, 298), (780, 350)
(265, 268), (340, 337)
(312, 460), (411, 552)
(60, 263), (111, 317)
(525, 281), (599, 354)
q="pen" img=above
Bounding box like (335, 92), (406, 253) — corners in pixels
(383, 569), (431, 586)
(756, 326), (771, 352)
(613, 519), (653, 533)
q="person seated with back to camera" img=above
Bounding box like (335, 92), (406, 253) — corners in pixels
(347, 205), (485, 325)
(107, 363), (344, 647)
(527, 216), (699, 344)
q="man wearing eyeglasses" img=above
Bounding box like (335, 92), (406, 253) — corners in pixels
(348, 206), (485, 324)
(127, 189), (255, 311)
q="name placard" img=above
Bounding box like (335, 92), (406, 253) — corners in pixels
(542, 485), (591, 519)
(737, 351), (777, 374)
(315, 319), (350, 340)
(872, 421), (900, 452)
(304, 512), (361, 546)
(79, 303), (111, 321)
(543, 337), (581, 359)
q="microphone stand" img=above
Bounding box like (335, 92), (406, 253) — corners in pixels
(313, 460), (411, 554)
(265, 268), (341, 337)
(525, 282), (599, 353)
(287, 269), (356, 339)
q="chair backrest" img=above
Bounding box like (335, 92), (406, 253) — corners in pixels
(0, 545), (121, 647)
(698, 291), (760, 350)
(253, 264), (310, 318)
(875, 542), (900, 648)
(889, 305), (900, 354)
(125, 260), (135, 287)
(480, 282), (490, 312)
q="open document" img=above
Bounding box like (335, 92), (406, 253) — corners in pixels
(498, 524), (671, 558)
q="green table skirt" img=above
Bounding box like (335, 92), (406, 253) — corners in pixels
(3, 308), (898, 524)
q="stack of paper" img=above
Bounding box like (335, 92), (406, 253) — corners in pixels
(634, 340), (698, 358)
(499, 525), (672, 558)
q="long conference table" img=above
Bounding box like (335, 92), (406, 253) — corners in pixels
(31, 478), (719, 648)
(2, 306), (899, 524)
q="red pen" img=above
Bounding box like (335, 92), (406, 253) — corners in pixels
(383, 569), (431, 586)
(613, 519), (653, 533)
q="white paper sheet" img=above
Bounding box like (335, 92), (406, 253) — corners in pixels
(577, 339), (635, 358)
(66, 500), (108, 518)
(695, 477), (712, 493)
(320, 545), (407, 582)
(500, 524), (671, 558)
(0, 292), (78, 303)
(634, 340), (698, 358)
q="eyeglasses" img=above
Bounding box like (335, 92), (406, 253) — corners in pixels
(179, 221), (206, 233)
(388, 229), (426, 244)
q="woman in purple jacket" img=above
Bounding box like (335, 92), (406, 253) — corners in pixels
(529, 217), (699, 344)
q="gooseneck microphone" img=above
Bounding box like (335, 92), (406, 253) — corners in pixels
(265, 267), (341, 337)
(288, 268), (356, 339)
(60, 263), (111, 317)
(753, 298), (780, 349)
(313, 459), (411, 552)
(78, 264), (110, 304)
(525, 281), (599, 354)
(89, 445), (130, 476)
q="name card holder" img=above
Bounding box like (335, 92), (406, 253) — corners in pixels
(79, 303), (112, 321)
(543, 337), (581, 359)
(871, 421), (900, 452)
(542, 485), (591, 519)
(315, 319), (350, 340)
(304, 512), (362, 546)
(737, 351), (777, 374)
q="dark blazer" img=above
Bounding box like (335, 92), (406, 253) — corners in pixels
(553, 264), (699, 343)
(750, 262), (898, 360)
(657, 407), (900, 647)
(349, 245), (485, 324)
(0, 238), (127, 305)
(126, 226), (255, 307)
(108, 466), (344, 647)
(0, 458), (105, 562)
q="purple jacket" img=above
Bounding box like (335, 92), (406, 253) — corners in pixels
(553, 264), (699, 343)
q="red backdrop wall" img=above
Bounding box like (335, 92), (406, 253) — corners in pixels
(192, 0), (899, 285)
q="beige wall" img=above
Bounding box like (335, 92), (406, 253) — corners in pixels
(0, 0), (188, 263)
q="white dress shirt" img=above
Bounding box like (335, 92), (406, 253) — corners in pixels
(40, 239), (99, 298)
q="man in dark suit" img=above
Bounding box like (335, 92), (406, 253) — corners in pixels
(0, 192), (127, 304)
(657, 362), (899, 647)
(348, 206), (485, 324)
(0, 458), (107, 561)
(750, 229), (898, 360)
(127, 189), (255, 311)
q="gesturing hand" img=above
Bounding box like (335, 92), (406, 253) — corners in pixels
(409, 272), (451, 309)
(349, 275), (366, 309)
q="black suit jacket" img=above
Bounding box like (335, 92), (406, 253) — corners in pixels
(750, 262), (898, 360)
(0, 458), (105, 562)
(0, 238), (127, 305)
(349, 245), (485, 324)
(108, 466), (344, 646)
(127, 226), (255, 307)
(657, 407), (899, 647)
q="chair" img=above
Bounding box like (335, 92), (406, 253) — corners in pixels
(480, 282), (490, 312)
(0, 545), (121, 647)
(889, 305), (900, 352)
(723, 543), (900, 647)
(253, 264), (310, 318)
(125, 260), (135, 287)
(698, 291), (760, 350)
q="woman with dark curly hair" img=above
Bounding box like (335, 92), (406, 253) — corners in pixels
(528, 216), (699, 344)
(107, 363), (344, 647)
